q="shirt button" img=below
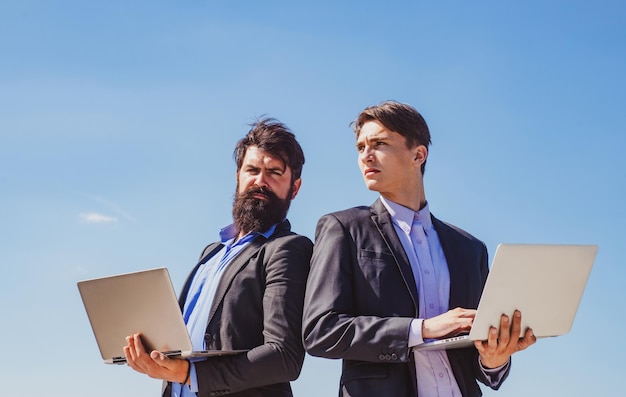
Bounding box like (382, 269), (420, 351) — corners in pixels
(424, 269), (430, 275)
(429, 303), (435, 309)
(204, 333), (213, 343)
(439, 373), (444, 378)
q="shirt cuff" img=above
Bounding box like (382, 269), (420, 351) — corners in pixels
(408, 319), (425, 347)
(189, 362), (199, 393)
(478, 357), (510, 386)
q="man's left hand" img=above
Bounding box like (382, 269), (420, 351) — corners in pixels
(474, 310), (536, 368)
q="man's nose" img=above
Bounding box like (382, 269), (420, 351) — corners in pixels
(360, 147), (374, 163)
(253, 172), (269, 188)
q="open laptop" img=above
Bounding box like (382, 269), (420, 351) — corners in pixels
(78, 267), (247, 364)
(413, 243), (598, 352)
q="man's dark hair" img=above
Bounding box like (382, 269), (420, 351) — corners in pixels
(352, 100), (431, 174)
(234, 117), (305, 183)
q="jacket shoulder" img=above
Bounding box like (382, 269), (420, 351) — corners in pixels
(432, 216), (486, 249)
(268, 229), (314, 250)
(271, 219), (314, 247)
(320, 206), (372, 223)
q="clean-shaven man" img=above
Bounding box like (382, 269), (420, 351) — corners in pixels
(303, 101), (535, 396)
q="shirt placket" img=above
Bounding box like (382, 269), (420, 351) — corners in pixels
(411, 217), (460, 397)
(411, 221), (438, 318)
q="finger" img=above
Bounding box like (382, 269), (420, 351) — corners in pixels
(150, 350), (169, 366)
(124, 344), (144, 372)
(518, 328), (536, 351)
(123, 345), (133, 365)
(498, 314), (510, 346)
(125, 336), (138, 362)
(509, 310), (522, 344)
(130, 334), (157, 372)
(474, 339), (487, 354)
(132, 333), (146, 356)
(487, 326), (498, 349)
(124, 346), (139, 371)
(456, 308), (477, 318)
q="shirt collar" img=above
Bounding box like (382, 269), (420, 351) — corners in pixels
(379, 196), (433, 234)
(219, 223), (278, 246)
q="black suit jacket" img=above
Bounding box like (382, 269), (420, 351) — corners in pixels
(302, 200), (509, 397)
(163, 219), (313, 397)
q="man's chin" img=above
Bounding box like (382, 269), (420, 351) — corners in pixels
(364, 181), (381, 192)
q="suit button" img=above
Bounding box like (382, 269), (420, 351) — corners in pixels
(379, 354), (386, 361)
(385, 354), (392, 360)
(391, 353), (398, 360)
(204, 333), (213, 344)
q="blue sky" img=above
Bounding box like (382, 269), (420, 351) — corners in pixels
(1, 1), (624, 396)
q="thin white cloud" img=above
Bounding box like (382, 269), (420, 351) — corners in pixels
(80, 212), (118, 224)
(77, 192), (137, 222)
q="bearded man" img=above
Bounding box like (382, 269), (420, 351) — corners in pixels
(124, 118), (313, 397)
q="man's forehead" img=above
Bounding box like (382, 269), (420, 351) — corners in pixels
(242, 147), (288, 169)
(356, 127), (395, 144)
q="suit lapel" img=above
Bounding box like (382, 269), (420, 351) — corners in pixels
(371, 199), (419, 313)
(204, 220), (290, 327)
(204, 236), (266, 325)
(178, 242), (224, 311)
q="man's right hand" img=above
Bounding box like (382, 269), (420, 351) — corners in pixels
(422, 307), (476, 339)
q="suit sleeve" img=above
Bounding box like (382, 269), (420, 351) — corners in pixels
(193, 234), (313, 396)
(302, 214), (413, 363)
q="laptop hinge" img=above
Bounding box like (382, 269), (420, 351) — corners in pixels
(109, 356), (127, 365)
(161, 350), (183, 358)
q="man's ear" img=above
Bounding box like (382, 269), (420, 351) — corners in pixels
(291, 178), (302, 199)
(413, 145), (428, 169)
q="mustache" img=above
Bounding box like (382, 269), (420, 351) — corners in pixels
(241, 186), (279, 201)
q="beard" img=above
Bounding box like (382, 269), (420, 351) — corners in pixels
(232, 185), (292, 235)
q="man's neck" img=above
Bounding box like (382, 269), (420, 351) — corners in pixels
(380, 190), (426, 212)
(376, 176), (426, 211)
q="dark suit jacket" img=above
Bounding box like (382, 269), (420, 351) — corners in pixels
(302, 200), (509, 397)
(163, 219), (313, 397)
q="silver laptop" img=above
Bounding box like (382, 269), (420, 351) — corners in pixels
(77, 267), (247, 364)
(413, 243), (598, 352)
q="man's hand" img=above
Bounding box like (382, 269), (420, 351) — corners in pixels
(474, 310), (536, 368)
(124, 333), (190, 384)
(422, 307), (476, 339)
